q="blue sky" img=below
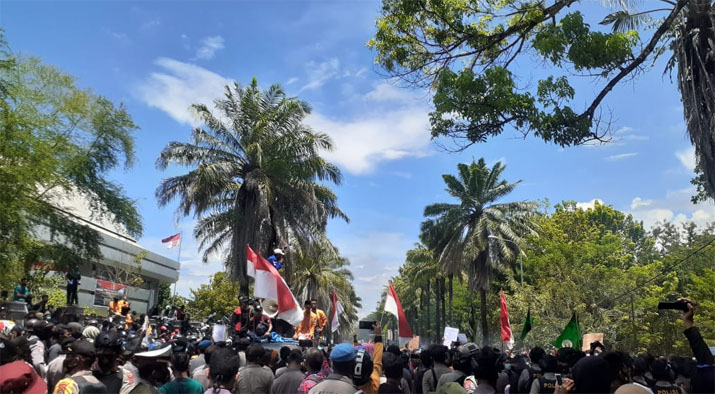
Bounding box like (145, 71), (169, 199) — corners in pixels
(3, 1), (713, 316)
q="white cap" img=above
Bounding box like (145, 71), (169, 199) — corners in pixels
(135, 344), (172, 358)
(273, 248), (285, 255)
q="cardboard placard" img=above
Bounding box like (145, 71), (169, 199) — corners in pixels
(581, 333), (604, 351)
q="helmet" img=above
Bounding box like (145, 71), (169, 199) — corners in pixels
(352, 348), (374, 387)
(95, 330), (123, 350)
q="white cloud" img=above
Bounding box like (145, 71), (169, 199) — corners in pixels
(605, 152), (638, 161)
(364, 82), (421, 102)
(301, 58), (340, 91)
(135, 58), (232, 126)
(111, 32), (128, 41)
(195, 36), (225, 60)
(675, 146), (696, 171)
(630, 197), (653, 210)
(137, 59), (433, 174)
(628, 187), (715, 229)
(306, 106), (432, 174)
(285, 77), (299, 85)
(614, 126), (633, 134)
(576, 198), (604, 210)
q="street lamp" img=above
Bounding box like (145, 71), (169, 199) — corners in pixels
(487, 235), (524, 286)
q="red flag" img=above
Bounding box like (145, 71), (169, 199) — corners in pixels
(500, 290), (514, 345)
(384, 281), (413, 339)
(330, 290), (344, 333)
(161, 233), (181, 249)
(246, 246), (303, 325)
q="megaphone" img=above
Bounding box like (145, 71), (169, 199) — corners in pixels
(261, 299), (279, 318)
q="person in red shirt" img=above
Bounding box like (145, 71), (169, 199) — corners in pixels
(232, 297), (252, 332)
(249, 306), (272, 337)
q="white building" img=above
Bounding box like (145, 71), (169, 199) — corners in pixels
(35, 190), (180, 315)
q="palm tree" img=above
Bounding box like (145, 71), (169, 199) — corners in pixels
(291, 239), (361, 339)
(403, 243), (440, 340)
(156, 79), (348, 295)
(422, 159), (537, 345)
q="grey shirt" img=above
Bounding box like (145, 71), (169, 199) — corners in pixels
(308, 374), (357, 394)
(192, 365), (210, 391)
(190, 354), (205, 374)
(438, 370), (467, 387)
(234, 364), (274, 394)
(422, 364), (451, 394)
(47, 343), (62, 363)
(47, 354), (66, 393)
(270, 368), (305, 394)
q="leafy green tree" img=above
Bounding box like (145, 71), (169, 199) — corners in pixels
(421, 158), (537, 345)
(187, 272), (240, 320)
(0, 34), (141, 288)
(155, 79), (348, 295)
(370, 0), (715, 199)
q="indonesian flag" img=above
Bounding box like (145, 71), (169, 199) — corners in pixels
(330, 290), (344, 333)
(246, 246), (303, 325)
(384, 281), (413, 339)
(161, 233), (181, 249)
(500, 290), (514, 346)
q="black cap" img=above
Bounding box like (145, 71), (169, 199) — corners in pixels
(67, 340), (95, 358)
(95, 331), (123, 350)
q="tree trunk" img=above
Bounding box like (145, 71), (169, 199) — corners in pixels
(440, 278), (446, 331)
(448, 274), (453, 325)
(425, 280), (431, 339)
(435, 280), (441, 343)
(470, 292), (478, 343)
(419, 288), (424, 337)
(480, 289), (489, 346)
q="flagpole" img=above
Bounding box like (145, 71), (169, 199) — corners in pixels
(173, 231), (183, 297)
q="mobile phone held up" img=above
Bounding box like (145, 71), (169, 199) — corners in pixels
(657, 301), (690, 312)
(555, 374), (562, 386)
(358, 320), (377, 330)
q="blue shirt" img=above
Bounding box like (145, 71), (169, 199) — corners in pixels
(267, 255), (282, 270)
(14, 285), (29, 301)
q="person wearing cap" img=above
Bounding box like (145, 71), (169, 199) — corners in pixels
(130, 344), (173, 394)
(192, 344), (216, 391)
(189, 339), (212, 374)
(53, 340), (106, 394)
(232, 297), (252, 333)
(309, 343), (359, 394)
(249, 306), (273, 338)
(267, 248), (286, 271)
(438, 343), (479, 388)
(235, 344), (274, 394)
(46, 337), (76, 393)
(0, 360), (47, 394)
(93, 330), (136, 394)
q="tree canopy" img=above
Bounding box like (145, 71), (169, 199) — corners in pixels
(369, 0), (715, 199)
(0, 33), (141, 288)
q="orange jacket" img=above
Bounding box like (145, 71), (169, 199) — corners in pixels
(358, 341), (383, 394)
(294, 311), (318, 339)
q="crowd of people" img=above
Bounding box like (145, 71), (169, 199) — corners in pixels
(0, 294), (712, 394)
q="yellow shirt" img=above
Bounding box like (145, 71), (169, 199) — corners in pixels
(294, 311), (318, 339)
(108, 301), (121, 313)
(358, 341), (383, 394)
(315, 309), (328, 332)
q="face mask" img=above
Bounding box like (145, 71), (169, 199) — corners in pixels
(504, 364), (512, 370)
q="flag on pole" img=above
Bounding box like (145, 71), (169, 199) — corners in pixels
(161, 233), (181, 249)
(246, 246), (303, 325)
(384, 281), (413, 339)
(500, 290), (514, 346)
(552, 313), (582, 349)
(330, 290), (344, 333)
(520, 308), (533, 340)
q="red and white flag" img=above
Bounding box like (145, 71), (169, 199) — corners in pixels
(161, 233), (181, 249)
(246, 246), (303, 325)
(500, 290), (514, 347)
(330, 290), (344, 333)
(384, 281), (413, 340)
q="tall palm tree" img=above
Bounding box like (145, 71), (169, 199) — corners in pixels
(156, 79), (348, 294)
(404, 243), (440, 341)
(422, 159), (537, 345)
(291, 239), (361, 339)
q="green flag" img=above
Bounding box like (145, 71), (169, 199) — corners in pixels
(520, 308), (533, 340)
(552, 313), (582, 349)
